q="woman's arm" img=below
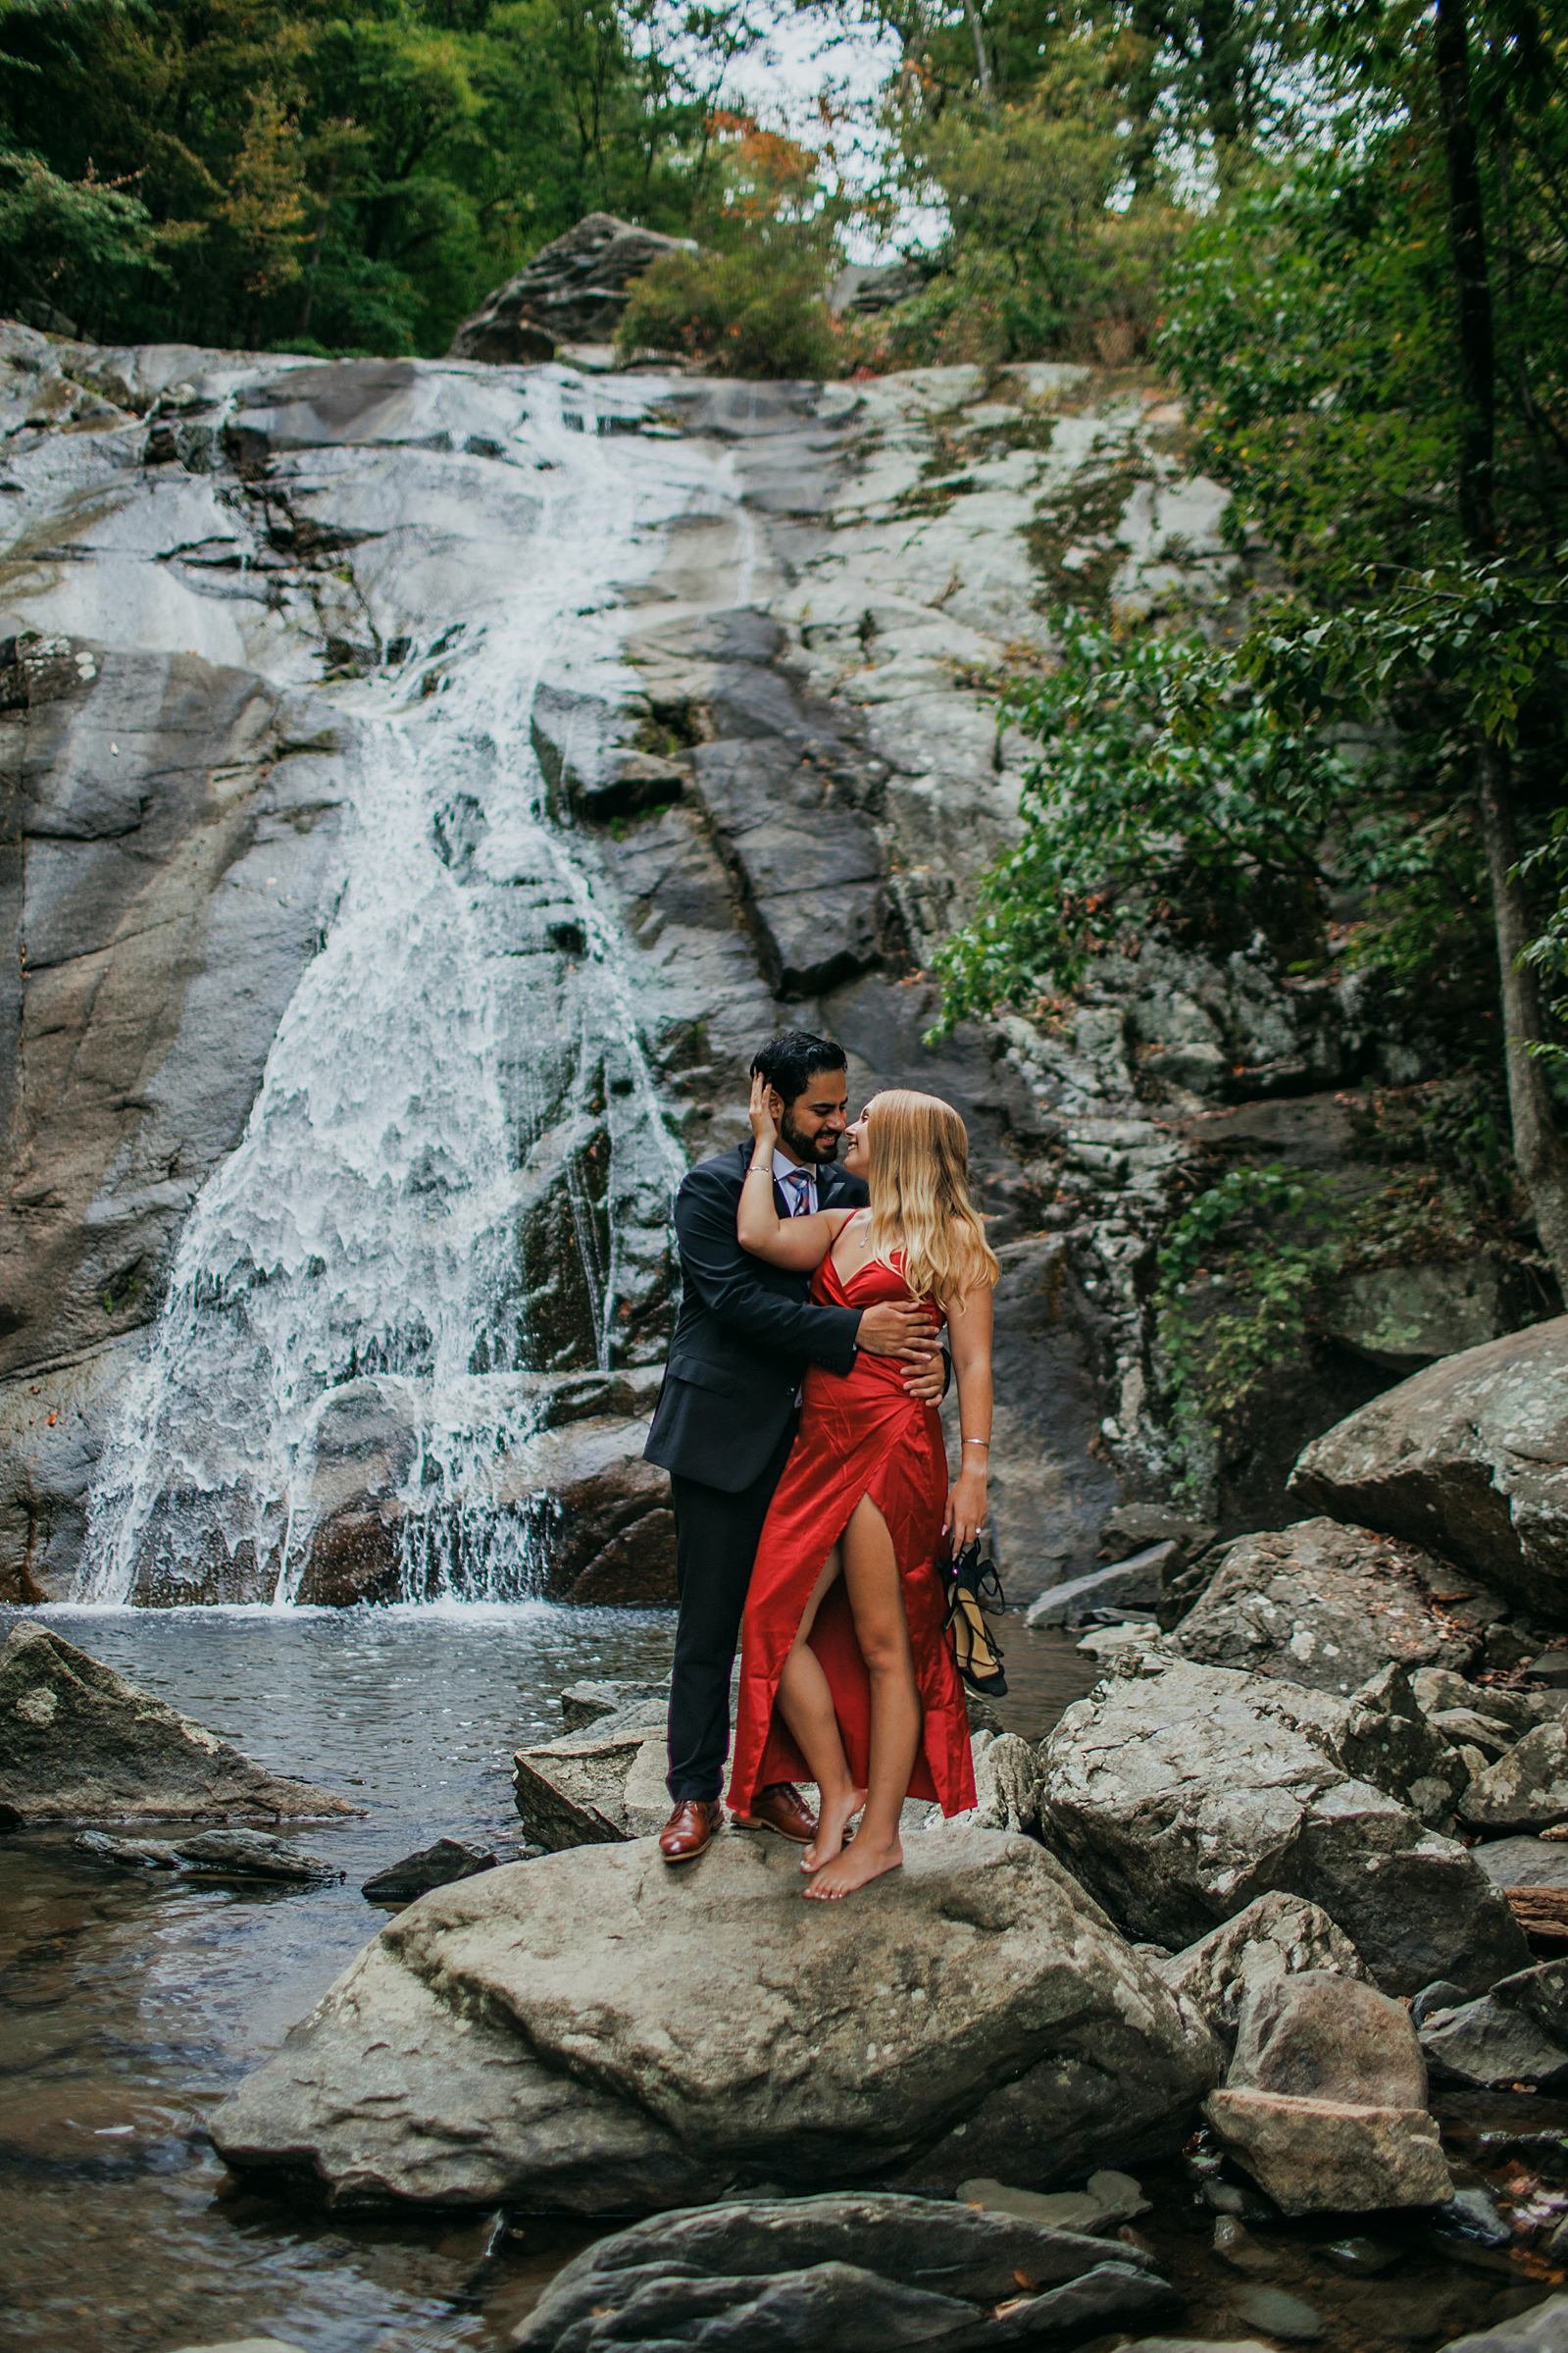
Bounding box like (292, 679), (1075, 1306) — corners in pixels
(942, 1278), (994, 1554)
(736, 1073), (842, 1272)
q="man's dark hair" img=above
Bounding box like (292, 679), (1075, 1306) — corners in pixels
(750, 1029), (848, 1105)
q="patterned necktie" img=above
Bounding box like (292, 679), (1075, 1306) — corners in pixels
(783, 1170), (813, 1216)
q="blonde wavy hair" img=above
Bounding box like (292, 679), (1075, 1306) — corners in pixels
(863, 1090), (999, 1307)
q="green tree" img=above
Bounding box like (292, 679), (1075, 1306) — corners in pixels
(936, 0), (1568, 1285)
(0, 0), (753, 353)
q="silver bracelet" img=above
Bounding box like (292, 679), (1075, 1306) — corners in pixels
(962, 1438), (990, 1449)
(746, 1164), (772, 1178)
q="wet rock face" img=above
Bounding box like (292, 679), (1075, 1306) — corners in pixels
(1290, 1316), (1568, 1617)
(211, 1828), (1218, 2212)
(0, 632), (348, 1462)
(0, 340), (692, 1606)
(1038, 1655), (1527, 1992)
(0, 342), (1258, 1610)
(512, 2193), (1176, 2353)
(450, 213), (693, 360)
(0, 1623), (354, 1825)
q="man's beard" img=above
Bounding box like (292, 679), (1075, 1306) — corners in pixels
(781, 1109), (839, 1163)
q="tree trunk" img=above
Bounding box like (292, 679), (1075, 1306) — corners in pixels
(1478, 740), (1568, 1285)
(961, 0), (996, 113)
(1434, 0), (1568, 1290)
(1433, 0), (1495, 548)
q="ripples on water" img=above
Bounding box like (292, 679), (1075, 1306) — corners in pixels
(1, 1603), (678, 2352)
(0, 1608), (1555, 2352)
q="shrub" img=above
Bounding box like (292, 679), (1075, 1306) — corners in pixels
(617, 242), (848, 379)
(933, 618), (1361, 1024)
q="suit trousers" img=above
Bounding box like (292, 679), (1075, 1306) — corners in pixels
(666, 1415), (798, 1804)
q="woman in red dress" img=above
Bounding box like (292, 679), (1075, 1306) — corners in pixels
(728, 1081), (998, 1900)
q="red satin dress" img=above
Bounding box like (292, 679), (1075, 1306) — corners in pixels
(728, 1246), (979, 1820)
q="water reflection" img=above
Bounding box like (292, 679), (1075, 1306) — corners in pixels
(0, 1603), (677, 2352)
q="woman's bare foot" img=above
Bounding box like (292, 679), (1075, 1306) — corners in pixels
(802, 1834), (902, 1900)
(801, 1786), (867, 1872)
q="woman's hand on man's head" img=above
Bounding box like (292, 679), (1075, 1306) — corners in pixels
(747, 1072), (783, 1150)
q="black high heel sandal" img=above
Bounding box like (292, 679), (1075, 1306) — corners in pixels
(943, 1540), (1008, 1698)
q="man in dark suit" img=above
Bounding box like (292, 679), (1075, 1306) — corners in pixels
(644, 1028), (942, 1862)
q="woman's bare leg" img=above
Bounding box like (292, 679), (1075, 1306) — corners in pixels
(773, 1546), (866, 1870)
(803, 1498), (918, 1901)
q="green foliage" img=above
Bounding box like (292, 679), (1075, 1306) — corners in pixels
(1153, 1157), (1491, 1481)
(0, 150), (156, 324)
(934, 617), (1370, 1021)
(0, 0), (750, 352)
(876, 24), (1182, 366)
(1158, 152), (1464, 593)
(1521, 815), (1568, 1071)
(1155, 1167), (1349, 1451)
(619, 244), (845, 378)
(617, 115), (849, 377)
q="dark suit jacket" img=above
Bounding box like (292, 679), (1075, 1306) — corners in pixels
(643, 1144), (870, 1493)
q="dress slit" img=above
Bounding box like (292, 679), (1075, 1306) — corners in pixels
(727, 1250), (978, 1820)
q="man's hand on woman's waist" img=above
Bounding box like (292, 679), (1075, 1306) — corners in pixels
(855, 1303), (946, 1404)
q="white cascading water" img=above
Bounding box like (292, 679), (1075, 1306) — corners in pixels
(76, 367), (709, 1606)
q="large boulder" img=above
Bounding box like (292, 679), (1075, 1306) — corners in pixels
(511, 2192), (1176, 2353)
(0, 1624), (354, 1825)
(1038, 1655), (1527, 1993)
(1290, 1316), (1568, 1617)
(449, 213), (694, 361)
(1172, 1519), (1477, 1693)
(211, 1828), (1218, 2213)
(1206, 1970), (1452, 2212)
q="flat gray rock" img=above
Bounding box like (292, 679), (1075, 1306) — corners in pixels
(1472, 1836), (1568, 1891)
(212, 1827), (1217, 2214)
(511, 2192), (1177, 2352)
(560, 1678), (670, 1733)
(0, 1625), (355, 1826)
(74, 1826), (339, 1883)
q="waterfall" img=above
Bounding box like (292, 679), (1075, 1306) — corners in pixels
(77, 366), (706, 1607)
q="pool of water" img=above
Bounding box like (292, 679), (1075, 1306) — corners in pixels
(1, 1602), (679, 2353)
(1, 1606), (1559, 2353)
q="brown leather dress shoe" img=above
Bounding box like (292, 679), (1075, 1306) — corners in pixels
(658, 1798), (722, 1863)
(733, 1782), (818, 1845)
